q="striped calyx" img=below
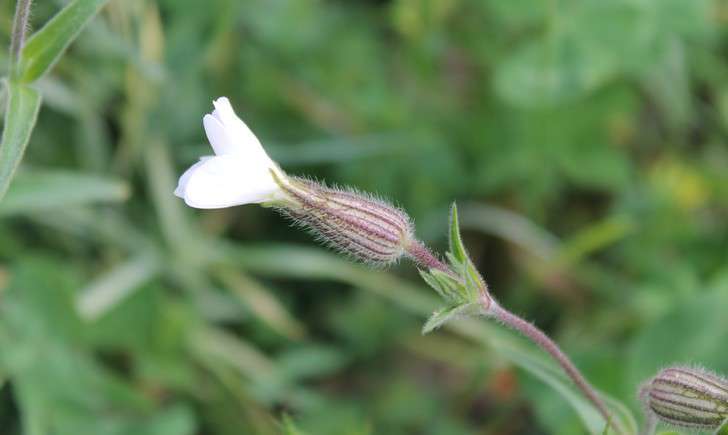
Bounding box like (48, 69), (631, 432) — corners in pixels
(642, 366), (728, 430)
(274, 177), (415, 266)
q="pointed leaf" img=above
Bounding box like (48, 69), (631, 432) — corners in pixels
(449, 203), (469, 263)
(464, 261), (488, 297)
(0, 82), (41, 201)
(421, 269), (462, 305)
(19, 0), (111, 83)
(419, 269), (449, 301)
(430, 269), (465, 301)
(445, 251), (464, 271)
(429, 269), (459, 287)
(422, 303), (478, 334)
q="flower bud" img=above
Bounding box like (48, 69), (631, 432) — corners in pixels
(642, 366), (728, 430)
(274, 177), (415, 266)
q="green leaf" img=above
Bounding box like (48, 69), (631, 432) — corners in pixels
(215, 268), (306, 340)
(430, 269), (465, 301)
(76, 251), (161, 321)
(275, 345), (347, 382)
(420, 267), (477, 306)
(495, 37), (617, 108)
(1, 170), (129, 216)
(0, 257), (197, 435)
(419, 269), (450, 301)
(0, 82), (41, 202)
(422, 303), (478, 334)
(19, 0), (111, 83)
(627, 283), (728, 392)
(448, 203), (468, 263)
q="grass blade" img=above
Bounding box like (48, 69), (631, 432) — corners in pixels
(76, 250), (161, 321)
(215, 268), (306, 340)
(0, 169), (129, 216)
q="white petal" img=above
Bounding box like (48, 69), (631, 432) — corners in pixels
(211, 97), (237, 125)
(210, 97), (270, 162)
(203, 114), (235, 155)
(174, 157), (209, 197)
(181, 155), (281, 209)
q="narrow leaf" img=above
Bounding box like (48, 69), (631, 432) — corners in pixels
(449, 203), (469, 262)
(419, 269), (449, 301)
(0, 82), (41, 201)
(1, 170), (129, 216)
(189, 326), (275, 379)
(19, 0), (111, 83)
(431, 269), (466, 302)
(445, 251), (464, 271)
(216, 269), (306, 340)
(422, 303), (477, 334)
(464, 261), (488, 298)
(76, 251), (161, 321)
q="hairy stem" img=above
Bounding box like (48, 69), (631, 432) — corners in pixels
(489, 302), (622, 435)
(9, 0), (32, 78)
(405, 239), (452, 274)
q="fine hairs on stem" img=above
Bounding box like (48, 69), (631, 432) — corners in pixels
(488, 303), (623, 435)
(9, 0), (33, 76)
(405, 238), (622, 434)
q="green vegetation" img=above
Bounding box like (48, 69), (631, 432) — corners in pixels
(0, 0), (726, 434)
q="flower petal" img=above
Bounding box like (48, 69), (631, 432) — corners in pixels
(211, 97), (237, 125)
(181, 154), (280, 209)
(203, 114), (234, 155)
(174, 157), (210, 197)
(210, 97), (270, 162)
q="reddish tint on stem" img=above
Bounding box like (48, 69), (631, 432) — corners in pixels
(404, 239), (451, 274)
(489, 303), (622, 435)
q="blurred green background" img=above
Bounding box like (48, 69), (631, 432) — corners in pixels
(1, 0), (727, 434)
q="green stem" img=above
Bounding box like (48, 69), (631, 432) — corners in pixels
(9, 0), (33, 78)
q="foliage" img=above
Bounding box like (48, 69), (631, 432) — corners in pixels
(420, 204), (485, 334)
(1, 0), (727, 434)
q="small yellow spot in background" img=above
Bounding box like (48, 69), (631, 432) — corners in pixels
(649, 157), (710, 211)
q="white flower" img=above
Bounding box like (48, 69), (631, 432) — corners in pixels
(174, 97), (288, 209)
